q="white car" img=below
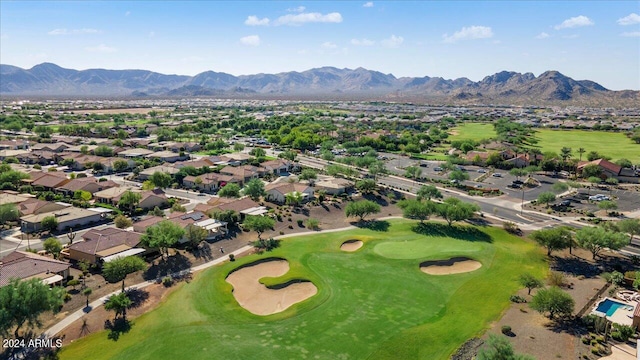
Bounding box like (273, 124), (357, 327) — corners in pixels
(588, 194), (610, 201)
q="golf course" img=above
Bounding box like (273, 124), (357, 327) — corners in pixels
(59, 219), (546, 360)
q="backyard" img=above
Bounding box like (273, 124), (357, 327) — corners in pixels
(59, 219), (546, 360)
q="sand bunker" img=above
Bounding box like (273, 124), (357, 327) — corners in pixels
(340, 240), (363, 252)
(420, 257), (482, 275)
(226, 259), (317, 316)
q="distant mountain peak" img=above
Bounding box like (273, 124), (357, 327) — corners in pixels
(0, 62), (632, 105)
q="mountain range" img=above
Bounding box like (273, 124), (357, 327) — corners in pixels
(1, 63), (637, 105)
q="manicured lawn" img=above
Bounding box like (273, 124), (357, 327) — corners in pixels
(532, 129), (640, 162)
(449, 123), (497, 142)
(60, 219), (546, 360)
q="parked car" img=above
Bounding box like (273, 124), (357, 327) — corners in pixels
(434, 167), (443, 172)
(477, 169), (487, 173)
(492, 173), (502, 177)
(588, 194), (610, 201)
(560, 200), (571, 206)
(513, 180), (524, 185)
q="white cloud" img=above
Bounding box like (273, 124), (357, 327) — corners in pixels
(287, 6), (306, 13)
(363, 2), (374, 7)
(240, 35), (260, 46)
(621, 31), (640, 37)
(381, 35), (404, 48)
(535, 32), (550, 39)
(443, 26), (493, 43)
(554, 15), (594, 30)
(351, 38), (374, 46)
(275, 12), (343, 26)
(617, 13), (640, 25)
(84, 44), (117, 53)
(48, 28), (101, 35)
(321, 41), (337, 49)
(245, 15), (270, 26)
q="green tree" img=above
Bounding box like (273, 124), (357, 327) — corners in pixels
(615, 158), (633, 168)
(233, 142), (245, 152)
(529, 227), (572, 256)
(367, 161), (387, 180)
(299, 169), (318, 181)
(355, 179), (376, 194)
(285, 191), (304, 207)
(243, 215), (275, 240)
(41, 215), (58, 233)
(536, 191), (556, 208)
(598, 200), (617, 211)
(150, 171), (173, 189)
(577, 147), (585, 161)
(0, 278), (65, 337)
(477, 334), (535, 360)
(114, 215), (133, 229)
(249, 147), (266, 158)
(43, 237), (62, 258)
(398, 199), (436, 223)
(530, 286), (575, 319)
(551, 182), (569, 194)
(582, 164), (602, 178)
(560, 147), (572, 162)
(345, 200), (381, 222)
(102, 256), (147, 291)
(575, 226), (630, 260)
(417, 185), (442, 201)
(113, 159), (129, 173)
(404, 166), (421, 180)
(218, 183), (241, 198)
(150, 206), (165, 217)
(210, 209), (239, 225)
(94, 145), (113, 157)
(104, 292), (132, 322)
(243, 178), (266, 201)
(82, 287), (92, 308)
(0, 203), (19, 228)
(436, 198), (480, 226)
(73, 190), (92, 201)
(509, 168), (527, 179)
(618, 218), (640, 242)
(118, 190), (141, 214)
(141, 220), (186, 259)
(519, 273), (544, 295)
(185, 224), (208, 247)
(448, 169), (469, 182)
(278, 150), (298, 161)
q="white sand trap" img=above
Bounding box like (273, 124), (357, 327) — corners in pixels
(226, 259), (317, 316)
(420, 257), (482, 275)
(340, 240), (363, 252)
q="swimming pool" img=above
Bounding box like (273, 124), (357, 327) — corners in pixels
(595, 299), (627, 317)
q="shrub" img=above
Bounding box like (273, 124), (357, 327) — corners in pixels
(612, 324), (635, 342)
(306, 218), (320, 230)
(503, 221), (521, 235)
(162, 276), (173, 287)
(591, 346), (600, 355)
(63, 293), (72, 302)
(279, 231), (284, 235)
(501, 325), (512, 335)
(548, 271), (565, 286)
(288, 225), (293, 229)
(624, 271), (637, 280)
(510, 295), (527, 303)
(228, 254), (235, 262)
(581, 337), (591, 345)
(297, 219), (304, 227)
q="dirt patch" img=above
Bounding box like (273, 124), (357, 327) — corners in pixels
(420, 257), (482, 275)
(340, 240), (363, 252)
(226, 259), (317, 316)
(58, 283), (176, 345)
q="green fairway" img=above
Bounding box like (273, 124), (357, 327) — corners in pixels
(449, 123), (497, 142)
(60, 220), (546, 360)
(532, 129), (640, 162)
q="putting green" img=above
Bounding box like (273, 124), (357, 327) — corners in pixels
(60, 219), (546, 360)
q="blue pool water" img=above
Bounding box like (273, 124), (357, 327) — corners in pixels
(596, 299), (626, 317)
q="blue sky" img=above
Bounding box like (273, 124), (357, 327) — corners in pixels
(1, 1), (639, 90)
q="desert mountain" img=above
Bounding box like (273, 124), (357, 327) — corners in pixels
(1, 63), (637, 105)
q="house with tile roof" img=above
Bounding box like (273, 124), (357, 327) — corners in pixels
(0, 251), (70, 287)
(264, 182), (314, 204)
(68, 227), (144, 265)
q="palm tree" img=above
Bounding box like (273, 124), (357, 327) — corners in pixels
(577, 147), (586, 162)
(104, 292), (132, 322)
